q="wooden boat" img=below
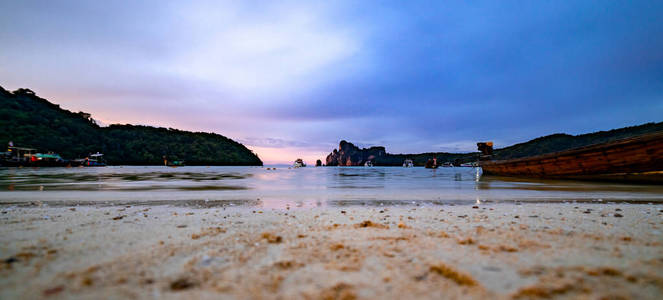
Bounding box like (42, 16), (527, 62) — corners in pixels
(477, 131), (663, 183)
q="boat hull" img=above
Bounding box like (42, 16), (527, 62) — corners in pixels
(480, 132), (663, 183)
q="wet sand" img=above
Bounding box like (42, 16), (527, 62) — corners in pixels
(1, 203), (663, 299)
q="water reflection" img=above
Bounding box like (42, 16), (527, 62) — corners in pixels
(330, 167), (386, 189)
(0, 168), (252, 191)
(0, 166), (661, 207)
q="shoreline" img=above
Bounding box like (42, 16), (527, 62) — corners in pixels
(3, 197), (663, 209)
(2, 203), (663, 299)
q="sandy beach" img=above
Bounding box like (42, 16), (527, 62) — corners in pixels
(1, 203), (662, 299)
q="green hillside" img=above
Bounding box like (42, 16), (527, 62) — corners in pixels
(492, 122), (663, 160)
(0, 86), (263, 166)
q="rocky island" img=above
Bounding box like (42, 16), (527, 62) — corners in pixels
(325, 140), (387, 166)
(324, 140), (474, 167)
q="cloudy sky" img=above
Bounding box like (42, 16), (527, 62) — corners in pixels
(1, 1), (662, 164)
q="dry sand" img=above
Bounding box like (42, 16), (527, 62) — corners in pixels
(1, 203), (663, 299)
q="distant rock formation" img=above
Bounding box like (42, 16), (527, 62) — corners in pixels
(315, 159), (322, 167)
(323, 140), (479, 167)
(325, 140), (386, 166)
(321, 121), (663, 167)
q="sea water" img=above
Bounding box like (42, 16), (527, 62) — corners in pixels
(0, 166), (662, 208)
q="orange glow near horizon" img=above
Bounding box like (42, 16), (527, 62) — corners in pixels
(88, 114), (326, 165)
(248, 146), (326, 165)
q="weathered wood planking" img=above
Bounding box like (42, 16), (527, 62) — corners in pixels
(480, 131), (663, 183)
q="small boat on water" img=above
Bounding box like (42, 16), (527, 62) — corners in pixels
(364, 161), (374, 167)
(441, 162), (454, 168)
(477, 131), (663, 183)
(87, 153), (106, 166)
(73, 152), (107, 167)
(167, 160), (185, 167)
(424, 158), (438, 169)
(1, 144), (67, 167)
(403, 159), (414, 167)
(162, 155), (184, 167)
(293, 158), (306, 168)
(1, 145), (36, 167)
(33, 152), (67, 167)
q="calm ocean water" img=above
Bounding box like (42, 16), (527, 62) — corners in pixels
(0, 166), (662, 208)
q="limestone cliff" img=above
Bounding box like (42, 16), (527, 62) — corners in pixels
(325, 140), (386, 166)
(323, 140), (477, 167)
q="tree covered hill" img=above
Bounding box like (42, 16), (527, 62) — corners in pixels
(0, 86), (263, 166)
(492, 122), (663, 160)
